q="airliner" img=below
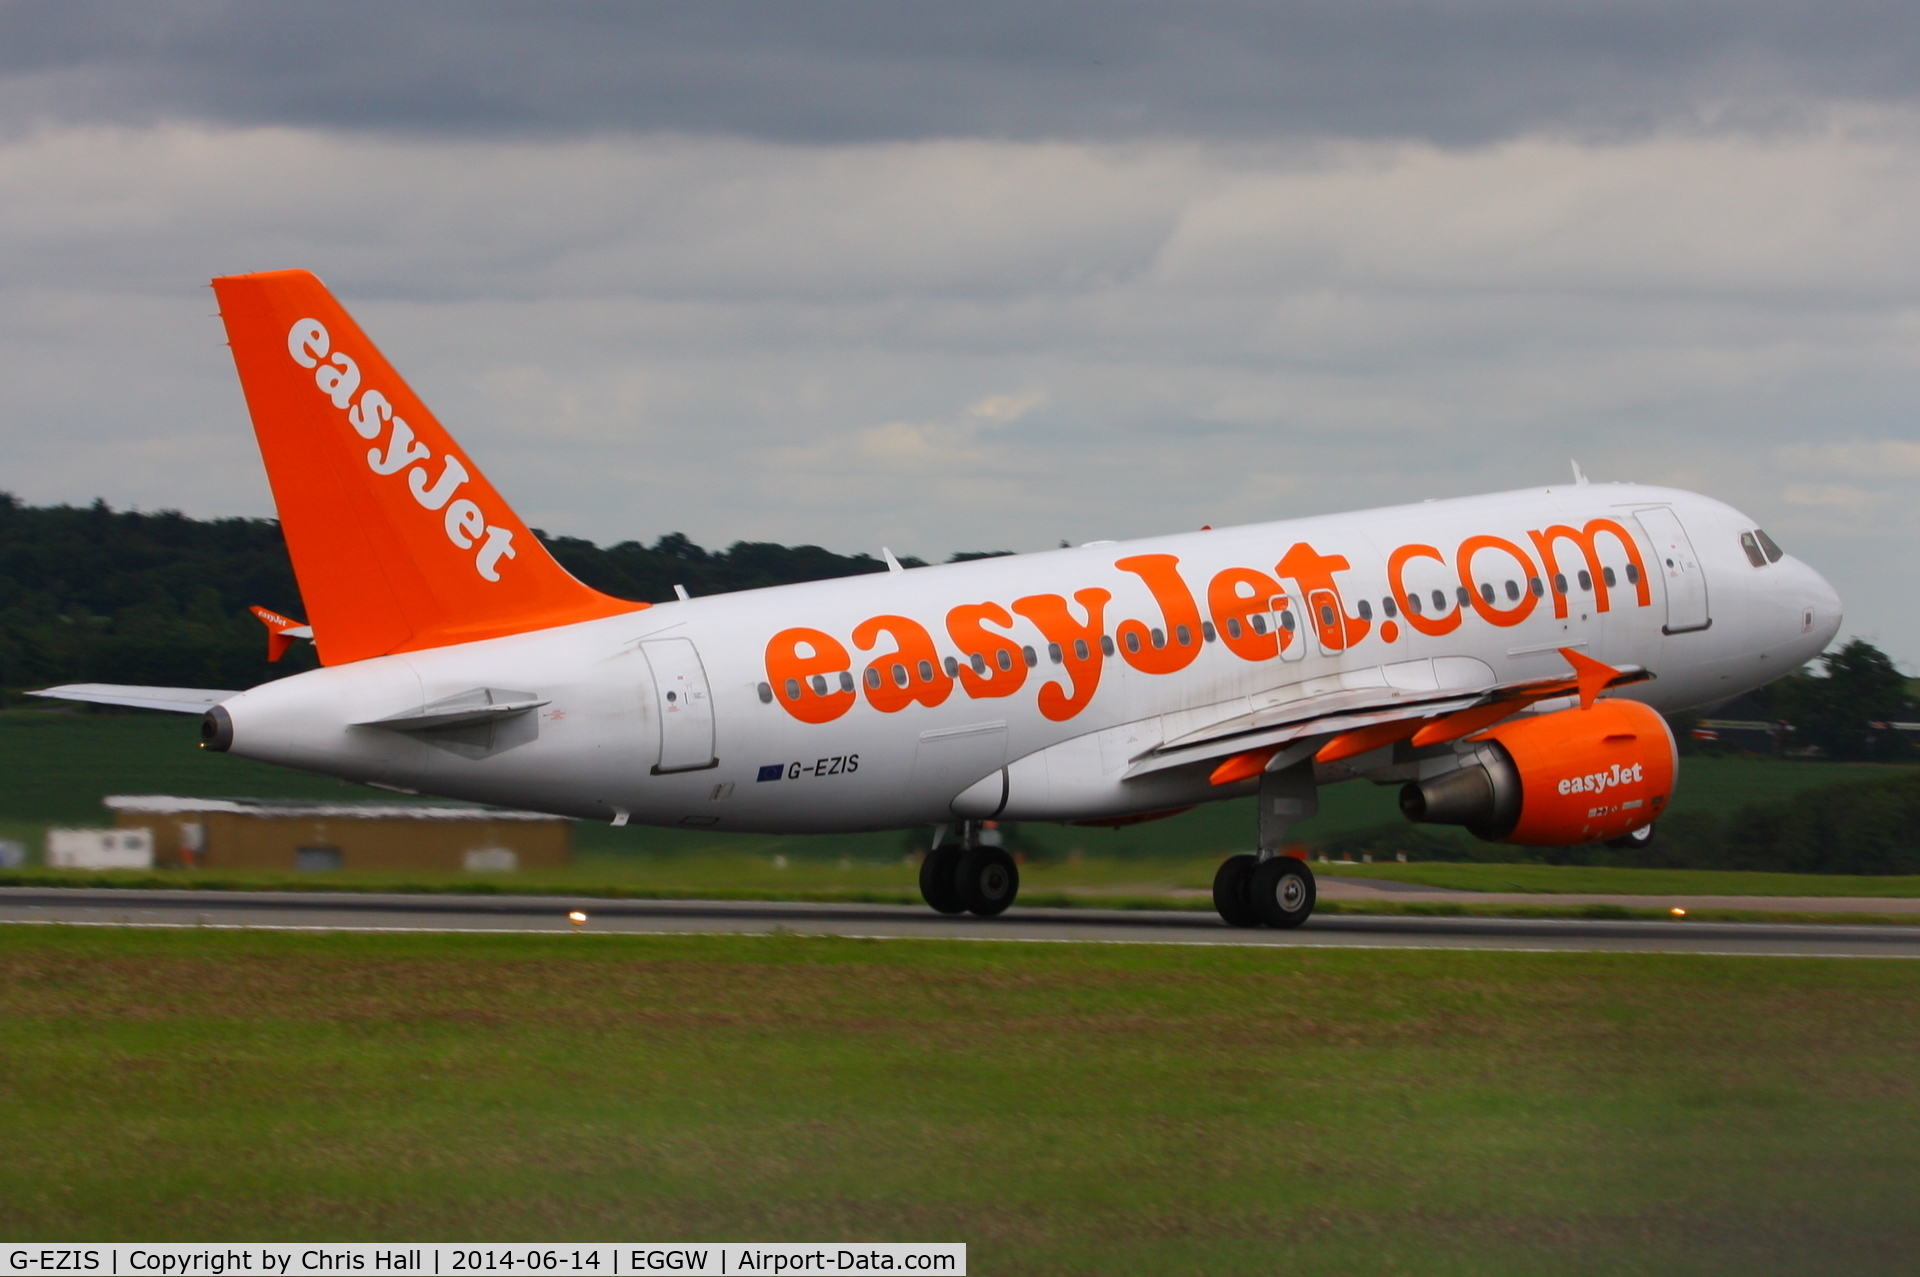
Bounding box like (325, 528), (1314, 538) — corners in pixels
(36, 271), (1843, 928)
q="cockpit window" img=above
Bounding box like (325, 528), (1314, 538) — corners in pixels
(1755, 529), (1785, 563)
(1739, 531), (1767, 568)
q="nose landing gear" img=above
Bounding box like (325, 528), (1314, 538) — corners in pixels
(919, 821), (1020, 917)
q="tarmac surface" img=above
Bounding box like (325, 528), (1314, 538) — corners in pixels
(1312, 874), (1920, 913)
(2, 886), (1917, 957)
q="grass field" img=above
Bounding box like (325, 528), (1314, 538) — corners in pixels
(0, 926), (1915, 1274)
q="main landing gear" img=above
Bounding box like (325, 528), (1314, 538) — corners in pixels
(1213, 853), (1316, 929)
(1215, 759), (1321, 929)
(920, 821), (1019, 917)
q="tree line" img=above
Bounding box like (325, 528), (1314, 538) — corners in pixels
(0, 494), (1005, 694)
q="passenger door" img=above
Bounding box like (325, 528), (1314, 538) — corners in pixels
(1634, 507), (1711, 634)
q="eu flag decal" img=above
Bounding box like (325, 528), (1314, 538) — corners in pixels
(756, 764), (785, 783)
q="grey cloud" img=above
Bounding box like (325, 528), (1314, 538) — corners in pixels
(4, 1), (1920, 144)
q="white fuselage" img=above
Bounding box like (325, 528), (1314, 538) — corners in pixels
(217, 483), (1841, 833)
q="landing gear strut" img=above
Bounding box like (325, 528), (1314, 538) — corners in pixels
(920, 822), (1019, 917)
(1214, 759), (1320, 929)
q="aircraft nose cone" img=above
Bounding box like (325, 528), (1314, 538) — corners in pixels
(1797, 560), (1844, 652)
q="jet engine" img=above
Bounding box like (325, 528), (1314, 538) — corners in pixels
(1399, 698), (1676, 845)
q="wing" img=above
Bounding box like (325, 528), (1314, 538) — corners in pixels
(29, 684), (240, 714)
(1124, 649), (1651, 783)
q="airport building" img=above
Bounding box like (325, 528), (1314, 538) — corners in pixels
(103, 795), (572, 873)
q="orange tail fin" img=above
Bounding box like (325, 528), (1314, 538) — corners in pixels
(213, 270), (643, 665)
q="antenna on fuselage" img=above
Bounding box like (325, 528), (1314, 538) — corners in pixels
(1570, 460), (1590, 486)
(882, 547), (905, 574)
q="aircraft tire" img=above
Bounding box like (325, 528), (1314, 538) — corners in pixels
(919, 845), (969, 914)
(1212, 853), (1261, 928)
(1605, 822), (1657, 851)
(1249, 855), (1316, 930)
(957, 846), (1020, 917)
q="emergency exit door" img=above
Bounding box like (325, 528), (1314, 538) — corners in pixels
(642, 638), (717, 773)
(1633, 507), (1711, 634)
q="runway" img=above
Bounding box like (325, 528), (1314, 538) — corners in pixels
(3, 886), (1917, 957)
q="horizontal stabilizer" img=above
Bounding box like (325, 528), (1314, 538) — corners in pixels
(30, 684), (239, 714)
(251, 605), (313, 663)
(359, 687), (548, 731)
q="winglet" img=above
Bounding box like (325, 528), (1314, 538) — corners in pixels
(1560, 647), (1621, 709)
(212, 270), (644, 666)
(250, 605), (312, 663)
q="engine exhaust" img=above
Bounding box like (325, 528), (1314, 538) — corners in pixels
(1399, 742), (1522, 841)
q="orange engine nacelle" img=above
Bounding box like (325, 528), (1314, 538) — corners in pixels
(1398, 699), (1676, 845)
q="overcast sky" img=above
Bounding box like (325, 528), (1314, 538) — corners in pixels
(2, 2), (1918, 665)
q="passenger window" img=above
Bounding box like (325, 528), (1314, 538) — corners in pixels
(919, 659), (935, 682)
(1250, 613), (1268, 635)
(1740, 532), (1766, 567)
(1756, 529), (1785, 563)
(785, 678), (801, 701)
(892, 664), (909, 688)
(1504, 580), (1520, 601)
(1318, 603), (1335, 627)
(1073, 639), (1089, 661)
(1381, 596), (1397, 619)
(1175, 624), (1192, 646)
(1553, 573), (1567, 594)
(1603, 567), (1617, 588)
(1047, 642), (1063, 664)
(944, 656), (960, 677)
(1478, 583), (1495, 604)
(996, 649), (1013, 671)
(1625, 563), (1640, 584)
(1225, 617), (1243, 639)
(1578, 570), (1592, 591)
(1432, 589), (1447, 612)
(1356, 599), (1373, 622)
(1201, 621), (1217, 642)
(1406, 592), (1423, 616)
(865, 668), (882, 690)
(1529, 577), (1544, 597)
(1100, 635), (1116, 657)
(1280, 609), (1297, 632)
(971, 653), (989, 674)
(1150, 627), (1166, 648)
